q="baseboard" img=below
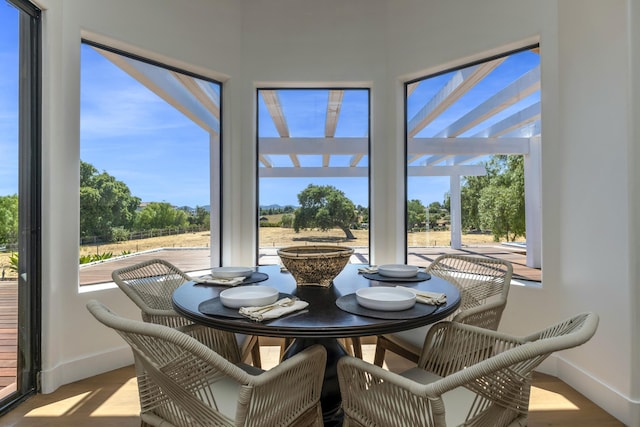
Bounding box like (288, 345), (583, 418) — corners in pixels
(40, 345), (133, 394)
(537, 353), (634, 426)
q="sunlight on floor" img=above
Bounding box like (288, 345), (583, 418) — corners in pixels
(21, 377), (141, 419)
(90, 378), (140, 417)
(24, 392), (94, 417)
(529, 386), (580, 411)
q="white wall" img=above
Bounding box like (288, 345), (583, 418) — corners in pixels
(35, 0), (636, 424)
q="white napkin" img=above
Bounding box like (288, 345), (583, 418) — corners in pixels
(358, 266), (378, 274)
(239, 297), (309, 322)
(191, 275), (246, 286)
(396, 286), (447, 305)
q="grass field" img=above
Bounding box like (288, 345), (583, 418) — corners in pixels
(0, 227), (497, 278)
(78, 227), (496, 256)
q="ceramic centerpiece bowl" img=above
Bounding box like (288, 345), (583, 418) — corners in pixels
(277, 245), (353, 287)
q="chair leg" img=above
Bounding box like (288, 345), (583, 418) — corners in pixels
(374, 335), (420, 366)
(280, 337), (293, 360)
(373, 339), (386, 366)
(350, 337), (363, 359)
(250, 337), (262, 368)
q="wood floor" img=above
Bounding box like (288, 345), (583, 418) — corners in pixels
(0, 341), (623, 426)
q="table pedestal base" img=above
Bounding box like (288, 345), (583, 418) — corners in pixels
(283, 337), (348, 427)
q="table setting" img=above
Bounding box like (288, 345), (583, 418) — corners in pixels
(190, 266), (269, 286)
(173, 261), (461, 427)
(188, 259), (448, 325)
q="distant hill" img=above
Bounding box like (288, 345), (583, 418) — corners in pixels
(175, 205), (210, 213)
(259, 204), (297, 210)
(173, 204), (300, 213)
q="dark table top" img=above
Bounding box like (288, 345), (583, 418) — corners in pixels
(172, 264), (461, 339)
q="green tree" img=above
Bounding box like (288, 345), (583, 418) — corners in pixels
(407, 199), (427, 231)
(0, 194), (18, 244)
(188, 206), (210, 229)
(474, 155), (525, 241)
(134, 202), (189, 231)
(80, 161), (140, 241)
(460, 173), (488, 231)
(293, 184), (357, 239)
(280, 213), (294, 228)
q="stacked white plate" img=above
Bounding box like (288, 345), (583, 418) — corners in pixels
(355, 287), (416, 311)
(377, 264), (419, 278)
(219, 286), (279, 308)
(210, 266), (254, 279)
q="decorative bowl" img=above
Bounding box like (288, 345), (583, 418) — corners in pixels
(355, 287), (416, 311)
(219, 285), (279, 308)
(378, 264), (419, 278)
(210, 266), (254, 279)
(277, 245), (354, 287)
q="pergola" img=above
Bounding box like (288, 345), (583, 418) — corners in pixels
(94, 44), (541, 268)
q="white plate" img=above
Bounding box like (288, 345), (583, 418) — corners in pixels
(211, 266), (254, 279)
(378, 264), (419, 278)
(219, 286), (279, 308)
(356, 287), (416, 311)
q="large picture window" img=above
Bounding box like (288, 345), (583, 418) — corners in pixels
(257, 88), (370, 265)
(79, 41), (221, 286)
(405, 46), (541, 274)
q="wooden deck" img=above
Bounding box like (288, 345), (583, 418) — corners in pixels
(79, 244), (540, 286)
(0, 280), (17, 400)
(1, 244), (540, 398)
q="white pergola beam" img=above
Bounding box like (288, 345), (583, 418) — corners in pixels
(171, 71), (220, 122)
(259, 154), (273, 168)
(473, 103), (540, 138)
(259, 137), (368, 155)
(408, 137), (530, 155)
(408, 165), (486, 176)
(434, 65), (540, 138)
(325, 90), (343, 137)
(260, 90), (300, 167)
(97, 48), (219, 134)
(261, 90), (290, 137)
(259, 164), (485, 178)
(407, 57), (505, 138)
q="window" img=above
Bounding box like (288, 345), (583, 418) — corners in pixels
(0, 0), (41, 412)
(257, 88), (370, 265)
(405, 46), (541, 273)
(79, 41), (221, 285)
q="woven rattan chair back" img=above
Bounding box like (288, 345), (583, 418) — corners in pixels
(340, 312), (598, 427)
(111, 258), (245, 363)
(87, 300), (326, 427)
(426, 254), (513, 329)
(374, 254), (513, 366)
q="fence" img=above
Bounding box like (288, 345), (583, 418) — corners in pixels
(79, 225), (208, 246)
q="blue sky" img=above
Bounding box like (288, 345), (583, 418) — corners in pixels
(1, 5), (538, 210)
(0, 3), (19, 197)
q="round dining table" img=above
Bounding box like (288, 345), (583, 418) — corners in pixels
(172, 263), (461, 426)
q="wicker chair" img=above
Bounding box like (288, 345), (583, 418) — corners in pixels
(339, 312), (599, 427)
(87, 299), (326, 427)
(374, 254), (513, 366)
(112, 258), (261, 366)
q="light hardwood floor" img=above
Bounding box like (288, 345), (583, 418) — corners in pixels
(0, 341), (624, 426)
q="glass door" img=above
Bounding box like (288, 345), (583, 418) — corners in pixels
(0, 0), (41, 413)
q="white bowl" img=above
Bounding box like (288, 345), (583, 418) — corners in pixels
(211, 266), (254, 279)
(356, 287), (416, 311)
(378, 264), (419, 278)
(219, 286), (279, 309)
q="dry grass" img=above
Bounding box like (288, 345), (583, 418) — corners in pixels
(78, 227), (497, 256)
(0, 228), (497, 279)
